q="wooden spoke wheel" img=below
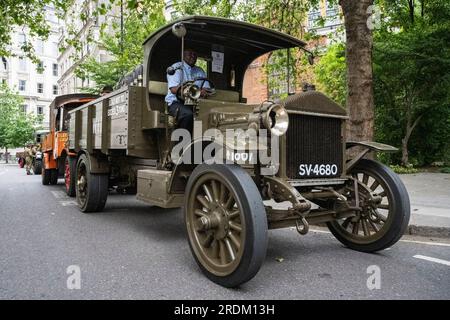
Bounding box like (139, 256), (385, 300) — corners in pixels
(327, 159), (410, 252)
(185, 164), (268, 288)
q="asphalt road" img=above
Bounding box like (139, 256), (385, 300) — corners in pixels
(0, 163), (449, 300)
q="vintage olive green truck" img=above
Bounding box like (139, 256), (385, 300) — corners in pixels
(64, 16), (410, 287)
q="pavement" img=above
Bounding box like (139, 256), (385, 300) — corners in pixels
(0, 163), (449, 299)
(399, 173), (450, 238)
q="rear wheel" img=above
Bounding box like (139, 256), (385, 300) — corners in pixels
(49, 169), (58, 185)
(41, 168), (50, 185)
(327, 159), (410, 252)
(185, 164), (268, 288)
(76, 154), (108, 212)
(65, 157), (77, 197)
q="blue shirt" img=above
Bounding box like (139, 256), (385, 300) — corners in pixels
(165, 61), (209, 106)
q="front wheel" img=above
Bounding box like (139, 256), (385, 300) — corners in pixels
(327, 159), (410, 252)
(185, 164), (268, 288)
(33, 159), (42, 175)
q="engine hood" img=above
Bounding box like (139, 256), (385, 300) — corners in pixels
(281, 91), (347, 117)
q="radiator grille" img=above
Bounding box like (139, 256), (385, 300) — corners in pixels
(285, 114), (343, 179)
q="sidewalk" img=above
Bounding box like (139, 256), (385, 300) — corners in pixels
(400, 172), (450, 238)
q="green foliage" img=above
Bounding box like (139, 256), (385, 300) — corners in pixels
(440, 167), (450, 174)
(73, 0), (166, 94)
(0, 0), (70, 64)
(314, 43), (347, 107)
(373, 0), (450, 166)
(0, 84), (40, 149)
(389, 164), (419, 174)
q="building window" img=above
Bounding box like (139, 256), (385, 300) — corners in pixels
(18, 80), (26, 91)
(18, 33), (26, 47)
(19, 57), (27, 71)
(53, 63), (58, 76)
(37, 60), (44, 74)
(52, 42), (58, 56)
(267, 52), (293, 100)
(21, 105), (27, 113)
(37, 105), (44, 115)
(53, 85), (58, 95)
(1, 57), (7, 70)
(36, 40), (44, 54)
(37, 83), (43, 94)
(308, 11), (321, 29)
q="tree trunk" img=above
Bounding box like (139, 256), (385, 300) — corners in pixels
(339, 0), (375, 150)
(401, 113), (423, 167)
(5, 147), (8, 164)
(408, 0), (415, 24)
(401, 137), (409, 166)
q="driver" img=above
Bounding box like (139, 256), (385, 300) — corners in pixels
(165, 49), (210, 134)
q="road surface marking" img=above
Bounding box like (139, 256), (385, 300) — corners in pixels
(400, 239), (450, 247)
(413, 255), (450, 266)
(60, 200), (77, 206)
(51, 190), (67, 199)
(309, 228), (450, 247)
(309, 229), (332, 234)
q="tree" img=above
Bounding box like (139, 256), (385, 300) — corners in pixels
(374, 0), (450, 166)
(0, 0), (69, 63)
(314, 42), (347, 107)
(73, 0), (165, 93)
(0, 84), (39, 163)
(339, 0), (375, 145)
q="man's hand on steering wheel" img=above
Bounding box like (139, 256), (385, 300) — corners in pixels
(195, 77), (215, 98)
(200, 88), (209, 98)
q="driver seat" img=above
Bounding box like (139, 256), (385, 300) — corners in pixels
(148, 80), (177, 128)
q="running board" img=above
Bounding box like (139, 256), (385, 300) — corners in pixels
(288, 178), (347, 187)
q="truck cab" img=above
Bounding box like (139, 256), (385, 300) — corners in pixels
(41, 94), (98, 186)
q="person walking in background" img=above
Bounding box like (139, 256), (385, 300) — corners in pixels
(24, 144), (33, 175)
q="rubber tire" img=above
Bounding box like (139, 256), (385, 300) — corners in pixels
(327, 159), (410, 252)
(65, 157), (77, 197)
(33, 159), (42, 175)
(49, 169), (58, 185)
(42, 168), (50, 185)
(184, 164), (268, 288)
(76, 154), (108, 213)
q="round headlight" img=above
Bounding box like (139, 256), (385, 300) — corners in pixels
(263, 104), (289, 136)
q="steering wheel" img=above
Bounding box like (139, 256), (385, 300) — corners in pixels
(194, 77), (216, 95)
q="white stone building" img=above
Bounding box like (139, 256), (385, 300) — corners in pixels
(58, 0), (116, 95)
(0, 6), (61, 131)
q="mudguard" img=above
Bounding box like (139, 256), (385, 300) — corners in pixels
(346, 141), (398, 152)
(346, 141), (398, 173)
